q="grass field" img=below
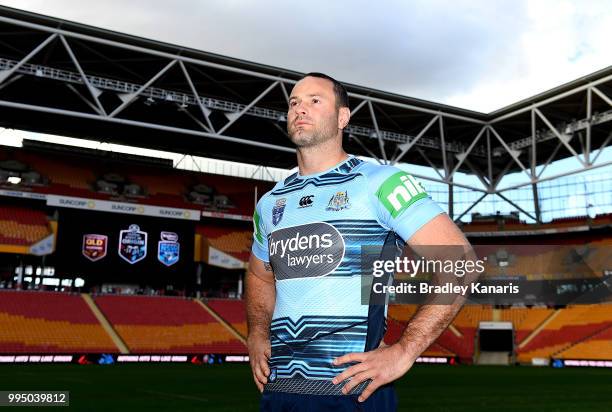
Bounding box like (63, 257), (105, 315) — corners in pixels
(0, 363), (610, 411)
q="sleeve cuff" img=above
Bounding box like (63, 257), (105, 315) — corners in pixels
(395, 197), (445, 242)
(251, 242), (269, 263)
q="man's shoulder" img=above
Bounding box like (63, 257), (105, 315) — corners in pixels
(355, 161), (411, 188)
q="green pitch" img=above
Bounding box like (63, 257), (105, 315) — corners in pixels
(0, 363), (610, 411)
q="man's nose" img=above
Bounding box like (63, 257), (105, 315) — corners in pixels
(292, 101), (307, 116)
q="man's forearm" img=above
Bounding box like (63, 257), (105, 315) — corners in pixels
(396, 302), (463, 360)
(245, 268), (276, 339)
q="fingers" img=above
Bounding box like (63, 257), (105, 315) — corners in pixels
(357, 378), (382, 403)
(332, 362), (367, 385)
(253, 357), (269, 385)
(249, 351), (270, 392)
(341, 371), (371, 394)
(333, 352), (366, 366)
(259, 356), (270, 379)
(253, 375), (263, 393)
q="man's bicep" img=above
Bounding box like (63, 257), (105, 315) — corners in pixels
(248, 254), (275, 283)
(407, 213), (468, 247)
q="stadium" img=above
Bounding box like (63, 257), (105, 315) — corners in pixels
(0, 4), (610, 411)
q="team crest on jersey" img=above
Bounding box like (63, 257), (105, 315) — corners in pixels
(82, 234), (107, 262)
(118, 224), (148, 264)
(272, 198), (286, 226)
(158, 231), (180, 266)
(326, 191), (350, 211)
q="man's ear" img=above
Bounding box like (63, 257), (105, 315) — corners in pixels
(338, 107), (351, 129)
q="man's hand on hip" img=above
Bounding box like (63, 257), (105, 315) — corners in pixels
(247, 334), (271, 393)
(331, 343), (414, 402)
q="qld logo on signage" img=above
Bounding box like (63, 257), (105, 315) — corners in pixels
(82, 234), (108, 262)
(158, 231), (180, 266)
(118, 224), (148, 264)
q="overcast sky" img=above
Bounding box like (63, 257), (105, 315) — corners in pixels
(0, 0), (610, 112)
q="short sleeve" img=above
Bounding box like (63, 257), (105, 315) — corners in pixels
(367, 166), (445, 242)
(251, 196), (270, 262)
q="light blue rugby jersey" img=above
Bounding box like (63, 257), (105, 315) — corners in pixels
(251, 155), (444, 395)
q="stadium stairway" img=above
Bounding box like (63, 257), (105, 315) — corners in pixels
(554, 324), (612, 360)
(194, 299), (247, 345)
(517, 309), (561, 349)
(81, 294), (129, 354)
(93, 295), (247, 353)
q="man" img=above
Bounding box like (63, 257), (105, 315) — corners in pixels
(247, 73), (472, 411)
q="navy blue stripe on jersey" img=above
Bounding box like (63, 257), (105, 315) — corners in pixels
(271, 174), (361, 195)
(365, 231), (401, 351)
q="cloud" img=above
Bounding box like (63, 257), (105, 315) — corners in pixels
(0, 0), (609, 112)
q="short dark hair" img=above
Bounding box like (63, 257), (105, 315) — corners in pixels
(301, 72), (349, 109)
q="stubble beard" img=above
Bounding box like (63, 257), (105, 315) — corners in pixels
(288, 113), (338, 148)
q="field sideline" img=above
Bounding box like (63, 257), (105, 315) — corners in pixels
(0, 364), (610, 411)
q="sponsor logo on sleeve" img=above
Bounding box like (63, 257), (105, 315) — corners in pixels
(376, 172), (428, 218)
(253, 209), (264, 244)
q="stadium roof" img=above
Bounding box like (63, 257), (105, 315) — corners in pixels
(0, 5), (610, 193)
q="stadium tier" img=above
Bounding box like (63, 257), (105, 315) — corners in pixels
(1, 147), (272, 217)
(0, 290), (117, 353)
(197, 226), (252, 262)
(0, 206), (50, 246)
(386, 304), (612, 363)
(555, 325), (612, 360)
(93, 295), (246, 353)
(500, 307), (554, 342)
(517, 304), (612, 362)
(205, 299), (247, 338)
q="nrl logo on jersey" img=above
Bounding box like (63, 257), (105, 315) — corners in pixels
(326, 191), (350, 211)
(272, 198), (286, 226)
(118, 224), (148, 264)
(377, 171), (428, 218)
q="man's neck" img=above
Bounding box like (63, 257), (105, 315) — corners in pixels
(296, 139), (348, 176)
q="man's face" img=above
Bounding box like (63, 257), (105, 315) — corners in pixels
(287, 76), (340, 148)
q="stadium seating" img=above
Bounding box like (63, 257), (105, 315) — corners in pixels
(93, 295), (246, 353)
(500, 307), (554, 342)
(206, 299), (247, 337)
(198, 226), (252, 262)
(0, 206), (50, 246)
(385, 304), (479, 360)
(517, 304), (612, 362)
(0, 291), (117, 352)
(555, 325), (612, 360)
(4, 148), (273, 217)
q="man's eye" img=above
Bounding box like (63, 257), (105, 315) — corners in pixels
(289, 101), (297, 107)
(312, 98), (320, 103)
